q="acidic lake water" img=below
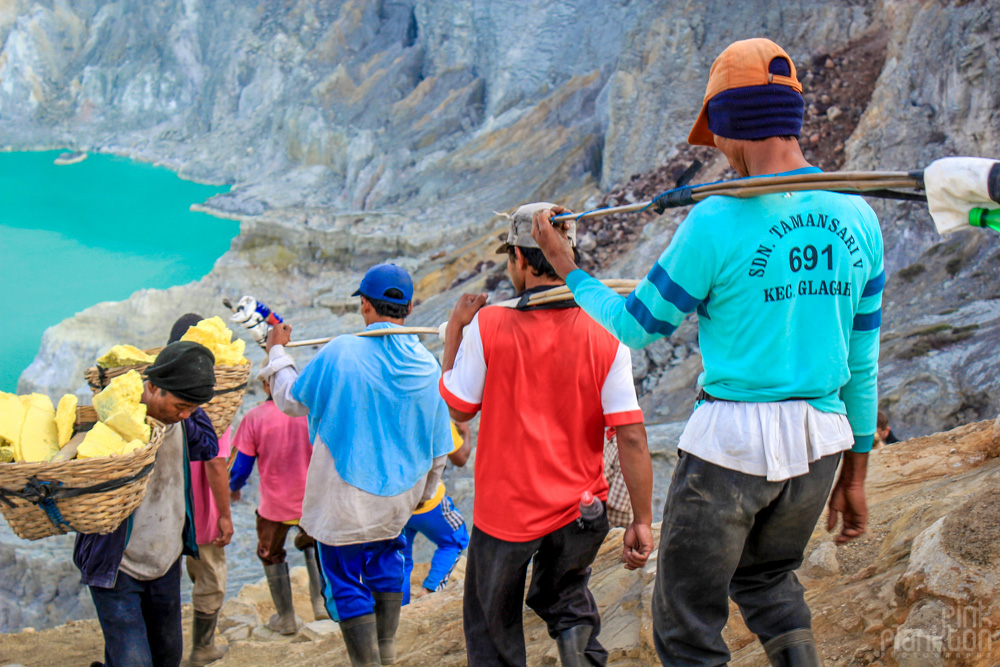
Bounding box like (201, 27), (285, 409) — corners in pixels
(0, 151), (236, 392)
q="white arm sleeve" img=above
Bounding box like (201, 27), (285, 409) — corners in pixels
(259, 345), (310, 417)
(600, 343), (642, 421)
(440, 314), (487, 410)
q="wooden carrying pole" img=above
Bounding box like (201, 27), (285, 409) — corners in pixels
(554, 171), (924, 224)
(281, 280), (640, 348)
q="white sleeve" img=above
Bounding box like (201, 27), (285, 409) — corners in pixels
(440, 314), (487, 412)
(600, 343), (643, 426)
(259, 345), (310, 418)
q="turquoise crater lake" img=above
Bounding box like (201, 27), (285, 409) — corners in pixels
(0, 151), (236, 392)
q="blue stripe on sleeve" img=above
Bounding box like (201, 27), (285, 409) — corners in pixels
(853, 309), (881, 331)
(647, 263), (702, 313)
(625, 293), (678, 337)
(861, 271), (885, 297)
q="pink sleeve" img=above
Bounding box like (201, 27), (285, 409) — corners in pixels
(216, 427), (233, 459)
(233, 411), (258, 457)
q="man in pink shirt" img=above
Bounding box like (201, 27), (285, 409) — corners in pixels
(185, 426), (234, 666)
(168, 314), (235, 667)
(229, 373), (327, 634)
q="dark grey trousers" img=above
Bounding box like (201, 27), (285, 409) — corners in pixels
(464, 513), (610, 667)
(652, 450), (842, 666)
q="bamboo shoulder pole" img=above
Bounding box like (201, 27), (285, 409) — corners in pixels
(282, 280), (640, 348)
(694, 179), (920, 202)
(284, 327), (441, 348)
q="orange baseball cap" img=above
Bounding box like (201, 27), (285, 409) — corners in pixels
(688, 38), (803, 147)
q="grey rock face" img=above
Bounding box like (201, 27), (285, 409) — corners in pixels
(0, 539), (94, 633)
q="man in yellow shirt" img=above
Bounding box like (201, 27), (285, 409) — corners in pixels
(402, 422), (471, 603)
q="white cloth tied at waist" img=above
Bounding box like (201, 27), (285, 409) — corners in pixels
(678, 399), (854, 482)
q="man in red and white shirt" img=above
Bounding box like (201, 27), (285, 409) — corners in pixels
(440, 202), (654, 667)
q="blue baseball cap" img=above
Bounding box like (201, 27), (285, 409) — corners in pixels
(351, 264), (414, 305)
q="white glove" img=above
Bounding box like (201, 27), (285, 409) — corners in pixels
(230, 296), (271, 348)
(925, 157), (1000, 235)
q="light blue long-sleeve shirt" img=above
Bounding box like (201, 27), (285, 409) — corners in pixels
(568, 169), (883, 452)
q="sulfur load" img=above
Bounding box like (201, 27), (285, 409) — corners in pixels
(17, 394), (59, 463)
(180, 316), (249, 366)
(93, 371), (150, 444)
(55, 394), (77, 447)
(96, 345), (156, 369)
(76, 422), (144, 459)
(0, 393), (23, 451)
(0, 385), (148, 463)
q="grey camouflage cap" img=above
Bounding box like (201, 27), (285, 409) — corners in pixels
(495, 202), (578, 254)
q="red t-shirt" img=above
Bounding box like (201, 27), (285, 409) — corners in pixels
(440, 304), (642, 542)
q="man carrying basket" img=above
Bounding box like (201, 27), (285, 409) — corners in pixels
(74, 341), (218, 667)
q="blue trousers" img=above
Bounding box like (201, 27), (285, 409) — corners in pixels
(89, 558), (183, 667)
(402, 495), (469, 605)
(317, 536), (406, 622)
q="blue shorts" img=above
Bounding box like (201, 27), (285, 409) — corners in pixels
(317, 536), (406, 622)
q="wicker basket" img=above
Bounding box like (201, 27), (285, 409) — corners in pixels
(0, 407), (165, 540)
(84, 348), (251, 436)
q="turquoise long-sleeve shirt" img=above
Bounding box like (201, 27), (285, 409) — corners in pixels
(568, 169), (883, 452)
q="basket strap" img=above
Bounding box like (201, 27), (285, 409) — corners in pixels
(0, 463), (156, 531)
(212, 381), (249, 396)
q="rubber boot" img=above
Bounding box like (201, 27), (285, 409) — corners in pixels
(264, 562), (298, 635)
(373, 591), (403, 665)
(303, 545), (330, 621)
(189, 609), (229, 666)
(340, 613), (381, 667)
(556, 625), (593, 667)
(763, 628), (822, 667)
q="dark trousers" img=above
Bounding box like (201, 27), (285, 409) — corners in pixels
(464, 514), (610, 667)
(89, 558), (183, 667)
(255, 512), (316, 565)
(652, 451), (842, 666)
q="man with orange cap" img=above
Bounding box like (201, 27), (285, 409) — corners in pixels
(530, 39), (883, 665)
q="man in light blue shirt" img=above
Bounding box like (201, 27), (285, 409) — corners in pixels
(262, 264), (454, 667)
(531, 39), (881, 666)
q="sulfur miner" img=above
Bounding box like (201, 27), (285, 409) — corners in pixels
(74, 341), (219, 667)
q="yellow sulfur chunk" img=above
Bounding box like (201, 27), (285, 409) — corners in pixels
(212, 338), (247, 366)
(121, 439), (145, 455)
(103, 404), (150, 444)
(76, 422), (129, 459)
(185, 316), (232, 343)
(94, 370), (144, 422)
(178, 327), (220, 358)
(96, 345), (156, 369)
(55, 394), (77, 447)
(17, 394), (59, 463)
(180, 317), (249, 366)
(0, 446), (13, 463)
(0, 392), (25, 454)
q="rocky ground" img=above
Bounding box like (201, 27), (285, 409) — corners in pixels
(3, 417), (1000, 666)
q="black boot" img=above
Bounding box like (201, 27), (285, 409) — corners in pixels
(340, 613), (381, 667)
(264, 562), (298, 635)
(556, 625), (594, 667)
(303, 545), (330, 621)
(189, 609), (228, 666)
(373, 591), (403, 665)
(763, 628), (822, 667)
